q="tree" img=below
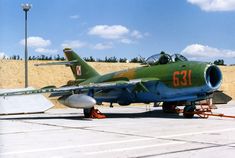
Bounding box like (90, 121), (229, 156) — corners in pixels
(119, 58), (127, 63)
(104, 56), (118, 62)
(214, 59), (225, 66)
(96, 58), (104, 62)
(84, 56), (95, 62)
(41, 55), (45, 60)
(54, 54), (61, 61)
(11, 55), (17, 60)
(16, 55), (20, 60)
(89, 56), (95, 62)
(48, 56), (52, 60)
(60, 56), (65, 61)
(130, 57), (139, 63)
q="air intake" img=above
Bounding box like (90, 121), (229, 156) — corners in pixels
(205, 65), (222, 90)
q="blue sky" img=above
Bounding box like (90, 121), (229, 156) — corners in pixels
(1, 0), (235, 64)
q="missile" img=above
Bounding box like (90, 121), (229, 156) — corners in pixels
(58, 94), (96, 109)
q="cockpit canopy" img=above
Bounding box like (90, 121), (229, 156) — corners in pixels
(145, 53), (188, 65)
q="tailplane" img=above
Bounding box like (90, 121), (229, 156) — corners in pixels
(63, 48), (100, 80)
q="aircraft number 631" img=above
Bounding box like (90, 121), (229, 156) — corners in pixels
(173, 70), (192, 87)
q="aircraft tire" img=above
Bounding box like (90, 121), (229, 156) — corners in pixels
(162, 102), (176, 113)
(118, 102), (131, 106)
(83, 108), (92, 118)
(183, 105), (195, 118)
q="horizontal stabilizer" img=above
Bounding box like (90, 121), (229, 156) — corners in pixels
(34, 60), (78, 66)
(0, 87), (54, 115)
(212, 90), (232, 104)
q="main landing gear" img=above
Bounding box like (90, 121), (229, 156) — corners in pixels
(83, 107), (106, 119)
(183, 103), (196, 118)
(162, 102), (196, 118)
(162, 100), (235, 119)
(162, 102), (177, 113)
(182, 102), (235, 119)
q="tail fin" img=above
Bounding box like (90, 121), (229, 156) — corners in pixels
(63, 48), (100, 80)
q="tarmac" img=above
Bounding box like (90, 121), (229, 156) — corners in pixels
(1, 102), (235, 158)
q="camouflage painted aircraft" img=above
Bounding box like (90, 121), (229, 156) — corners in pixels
(0, 48), (222, 118)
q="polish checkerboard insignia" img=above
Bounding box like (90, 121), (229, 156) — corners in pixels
(76, 65), (81, 76)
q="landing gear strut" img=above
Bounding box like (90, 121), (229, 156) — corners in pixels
(162, 101), (196, 118)
(163, 100), (235, 119)
(83, 107), (106, 119)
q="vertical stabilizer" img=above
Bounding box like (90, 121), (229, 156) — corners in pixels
(63, 48), (99, 80)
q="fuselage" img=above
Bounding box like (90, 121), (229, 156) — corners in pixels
(80, 61), (222, 104)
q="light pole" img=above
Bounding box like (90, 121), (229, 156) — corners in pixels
(21, 3), (32, 88)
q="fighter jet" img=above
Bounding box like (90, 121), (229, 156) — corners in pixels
(0, 48), (222, 118)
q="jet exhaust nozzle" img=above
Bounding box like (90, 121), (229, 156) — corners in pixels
(205, 65), (222, 90)
(58, 94), (96, 109)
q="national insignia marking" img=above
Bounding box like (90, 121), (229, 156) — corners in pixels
(76, 65), (82, 76)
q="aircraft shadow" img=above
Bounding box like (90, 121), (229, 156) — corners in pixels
(103, 109), (198, 119)
(0, 115), (88, 121)
(0, 109), (199, 120)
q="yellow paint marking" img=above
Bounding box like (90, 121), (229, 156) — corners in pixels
(113, 68), (136, 80)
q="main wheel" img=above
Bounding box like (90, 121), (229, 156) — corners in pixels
(183, 105), (195, 118)
(162, 102), (176, 113)
(83, 108), (93, 118)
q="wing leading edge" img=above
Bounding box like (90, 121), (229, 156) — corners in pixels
(0, 78), (159, 97)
